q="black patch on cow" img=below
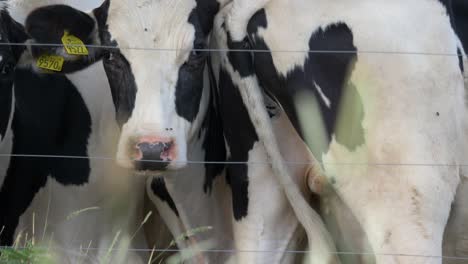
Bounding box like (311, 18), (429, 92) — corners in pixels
(458, 47), (464, 72)
(248, 10), (361, 154)
(202, 56), (226, 194)
(0, 69), (92, 245)
(93, 1), (138, 127)
(224, 23), (254, 78)
(219, 67), (257, 221)
(175, 10), (209, 122)
(102, 51), (137, 126)
(150, 177), (179, 217)
(194, 0), (220, 35)
(13, 69), (92, 185)
(453, 0), (468, 51)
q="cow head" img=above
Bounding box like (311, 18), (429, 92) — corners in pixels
(0, 7), (28, 141)
(25, 0), (220, 173)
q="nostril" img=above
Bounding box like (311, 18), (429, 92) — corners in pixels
(133, 140), (175, 171)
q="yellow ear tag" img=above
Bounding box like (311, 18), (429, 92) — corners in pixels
(36, 54), (64, 72)
(61, 30), (89, 55)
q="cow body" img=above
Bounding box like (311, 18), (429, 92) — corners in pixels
(0, 2), (148, 263)
(216, 0), (467, 263)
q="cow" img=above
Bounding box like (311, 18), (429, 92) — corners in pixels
(21, 0), (341, 263)
(214, 0), (468, 264)
(0, 1), (148, 263)
(21, 1), (234, 263)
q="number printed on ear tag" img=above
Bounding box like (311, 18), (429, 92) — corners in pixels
(62, 30), (89, 55)
(36, 54), (64, 72)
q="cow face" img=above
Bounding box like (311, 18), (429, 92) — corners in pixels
(0, 9), (27, 141)
(25, 0), (219, 173)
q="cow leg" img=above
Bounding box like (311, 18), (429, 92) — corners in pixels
(0, 155), (49, 245)
(147, 174), (232, 264)
(227, 148), (302, 264)
(322, 159), (458, 264)
(146, 176), (190, 251)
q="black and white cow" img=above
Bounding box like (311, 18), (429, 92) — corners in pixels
(0, 1), (148, 263)
(215, 0), (468, 264)
(22, 1), (235, 263)
(21, 0), (341, 263)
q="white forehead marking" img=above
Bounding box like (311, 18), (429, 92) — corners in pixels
(107, 0), (197, 50)
(0, 55), (3, 62)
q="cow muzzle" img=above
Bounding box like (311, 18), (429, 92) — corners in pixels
(134, 136), (175, 171)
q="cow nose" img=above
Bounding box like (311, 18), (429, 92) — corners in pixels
(134, 140), (174, 171)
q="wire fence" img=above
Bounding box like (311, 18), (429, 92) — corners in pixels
(2, 245), (468, 259)
(0, 42), (465, 57)
(1, 246), (468, 261)
(0, 153), (467, 168)
(0, 42), (467, 261)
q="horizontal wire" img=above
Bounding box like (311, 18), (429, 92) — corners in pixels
(0, 42), (462, 56)
(1, 246), (468, 260)
(0, 153), (466, 167)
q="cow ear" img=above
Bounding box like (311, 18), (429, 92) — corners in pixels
(24, 3), (109, 73)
